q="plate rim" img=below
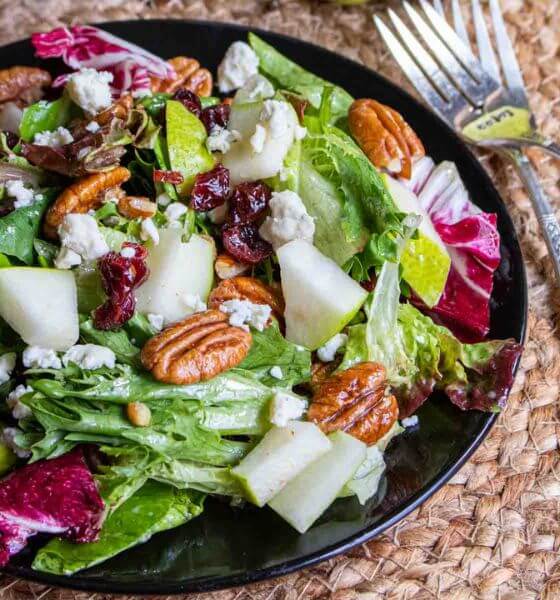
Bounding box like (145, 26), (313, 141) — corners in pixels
(2, 17), (528, 594)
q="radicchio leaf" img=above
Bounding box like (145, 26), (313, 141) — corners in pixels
(403, 160), (501, 342)
(0, 447), (105, 566)
(31, 26), (175, 97)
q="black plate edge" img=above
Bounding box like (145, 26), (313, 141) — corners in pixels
(1, 18), (529, 594)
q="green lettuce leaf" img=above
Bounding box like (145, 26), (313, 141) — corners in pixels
(32, 482), (204, 575)
(0, 189), (55, 264)
(79, 319), (141, 367)
(237, 323), (311, 387)
(24, 393), (249, 466)
(248, 33), (353, 124)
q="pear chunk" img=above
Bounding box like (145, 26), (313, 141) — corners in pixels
(277, 240), (367, 350)
(0, 267), (79, 350)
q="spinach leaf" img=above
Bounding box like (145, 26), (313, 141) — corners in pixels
(32, 482), (204, 575)
(33, 239), (58, 267)
(0, 190), (55, 264)
(19, 96), (80, 143)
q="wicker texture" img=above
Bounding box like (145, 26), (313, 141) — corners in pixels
(0, 0), (558, 598)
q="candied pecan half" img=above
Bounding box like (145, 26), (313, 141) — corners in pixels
(117, 195), (157, 219)
(151, 57), (213, 97)
(311, 359), (341, 390)
(94, 95), (133, 127)
(208, 276), (284, 324)
(214, 253), (250, 280)
(0, 66), (51, 105)
(348, 99), (424, 179)
(141, 310), (252, 385)
(308, 362), (399, 445)
(44, 167), (130, 239)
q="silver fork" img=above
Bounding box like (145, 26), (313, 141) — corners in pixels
(374, 0), (560, 282)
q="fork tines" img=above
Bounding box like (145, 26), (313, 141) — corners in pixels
(374, 0), (501, 123)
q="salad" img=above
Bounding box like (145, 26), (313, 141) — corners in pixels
(0, 25), (522, 575)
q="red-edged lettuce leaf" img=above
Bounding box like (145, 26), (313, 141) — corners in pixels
(31, 26), (175, 97)
(0, 447), (105, 566)
(340, 262), (522, 419)
(403, 160), (501, 342)
(395, 303), (521, 417)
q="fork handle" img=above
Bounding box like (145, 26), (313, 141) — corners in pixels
(503, 147), (560, 283)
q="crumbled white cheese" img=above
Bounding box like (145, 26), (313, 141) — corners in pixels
(6, 385), (33, 420)
(164, 202), (188, 224)
(260, 100), (293, 139)
(120, 246), (136, 259)
(5, 180), (37, 209)
(401, 415), (419, 428)
(208, 202), (228, 225)
(57, 213), (109, 266)
(156, 192), (172, 208)
(0, 352), (16, 384)
(22, 346), (62, 370)
(54, 247), (82, 270)
(2, 427), (30, 458)
(269, 391), (306, 427)
(66, 68), (114, 115)
(85, 120), (101, 133)
(317, 333), (348, 363)
(62, 344), (116, 370)
(206, 127), (241, 154)
(183, 293), (207, 315)
(217, 41), (259, 93)
(250, 124), (267, 154)
(234, 74), (275, 103)
(259, 190), (315, 250)
(0, 101), (23, 134)
(33, 126), (74, 148)
(269, 366), (283, 380)
(147, 313), (165, 331)
(219, 299), (271, 332)
(140, 218), (160, 245)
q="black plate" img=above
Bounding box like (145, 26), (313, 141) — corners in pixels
(2, 19), (527, 594)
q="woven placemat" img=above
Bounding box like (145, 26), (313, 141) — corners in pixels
(0, 0), (558, 598)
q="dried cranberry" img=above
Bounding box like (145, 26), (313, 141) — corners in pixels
(228, 181), (271, 225)
(173, 88), (202, 117)
(153, 169), (184, 185)
(222, 223), (272, 265)
(200, 103), (230, 134)
(93, 242), (149, 330)
(3, 131), (18, 149)
(190, 164), (231, 211)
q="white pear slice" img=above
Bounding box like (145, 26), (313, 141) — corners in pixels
(277, 240), (367, 350)
(232, 421), (331, 507)
(0, 267), (79, 350)
(269, 430), (366, 533)
(135, 229), (215, 324)
(222, 100), (299, 185)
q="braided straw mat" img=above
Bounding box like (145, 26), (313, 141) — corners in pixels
(0, 0), (558, 598)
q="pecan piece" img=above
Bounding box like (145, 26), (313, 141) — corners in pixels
(214, 253), (250, 280)
(44, 167), (131, 239)
(308, 362), (399, 445)
(208, 276), (284, 323)
(141, 309), (252, 385)
(151, 57), (213, 97)
(0, 66), (51, 105)
(94, 94), (133, 127)
(117, 195), (157, 219)
(348, 99), (424, 179)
